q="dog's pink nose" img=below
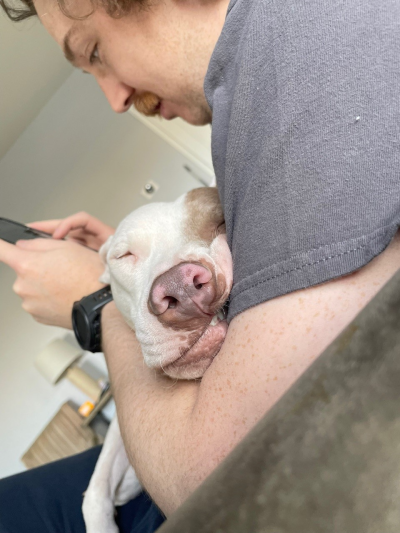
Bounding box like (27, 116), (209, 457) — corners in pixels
(149, 262), (216, 319)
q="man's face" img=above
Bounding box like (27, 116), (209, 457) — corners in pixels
(34, 0), (228, 125)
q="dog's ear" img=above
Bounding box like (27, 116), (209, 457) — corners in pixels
(98, 235), (113, 284)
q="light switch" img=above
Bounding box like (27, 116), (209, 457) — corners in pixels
(140, 180), (159, 200)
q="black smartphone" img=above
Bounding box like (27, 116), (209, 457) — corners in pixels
(0, 217), (53, 245)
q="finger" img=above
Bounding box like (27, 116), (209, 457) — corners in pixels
(0, 239), (25, 270)
(15, 238), (66, 251)
(55, 214), (114, 242)
(12, 279), (24, 298)
(27, 219), (62, 234)
(66, 235), (92, 247)
(52, 212), (94, 239)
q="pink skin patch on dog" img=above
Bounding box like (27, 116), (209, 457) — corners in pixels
(163, 319), (228, 379)
(148, 261), (228, 379)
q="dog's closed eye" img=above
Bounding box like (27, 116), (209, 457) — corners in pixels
(116, 251), (136, 260)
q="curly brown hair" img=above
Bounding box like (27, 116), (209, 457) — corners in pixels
(0, 0), (147, 22)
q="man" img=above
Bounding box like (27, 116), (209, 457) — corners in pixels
(1, 0), (400, 531)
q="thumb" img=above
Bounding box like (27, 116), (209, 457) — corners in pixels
(27, 219), (61, 235)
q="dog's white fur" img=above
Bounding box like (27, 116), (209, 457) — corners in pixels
(83, 188), (232, 532)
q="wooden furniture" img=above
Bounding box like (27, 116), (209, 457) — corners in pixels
(22, 401), (104, 469)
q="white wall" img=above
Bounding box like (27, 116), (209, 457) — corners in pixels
(0, 70), (210, 477)
(0, 12), (73, 160)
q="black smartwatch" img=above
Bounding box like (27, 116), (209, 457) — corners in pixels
(72, 286), (113, 353)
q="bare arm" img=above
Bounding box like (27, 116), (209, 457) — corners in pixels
(103, 233), (400, 515)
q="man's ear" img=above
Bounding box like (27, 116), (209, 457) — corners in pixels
(99, 235), (113, 284)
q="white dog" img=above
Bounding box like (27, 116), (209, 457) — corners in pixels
(82, 187), (233, 533)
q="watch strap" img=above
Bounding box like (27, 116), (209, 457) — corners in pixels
(72, 285), (113, 353)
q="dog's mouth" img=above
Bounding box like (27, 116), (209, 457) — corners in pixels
(162, 308), (228, 379)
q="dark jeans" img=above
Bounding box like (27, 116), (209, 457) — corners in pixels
(0, 446), (165, 533)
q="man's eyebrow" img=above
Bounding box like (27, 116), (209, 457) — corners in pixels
(63, 27), (78, 66)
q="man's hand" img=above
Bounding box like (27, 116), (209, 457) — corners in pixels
(28, 212), (115, 251)
(0, 238), (106, 329)
(0, 212), (114, 328)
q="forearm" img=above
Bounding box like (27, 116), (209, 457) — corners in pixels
(102, 303), (202, 514)
(101, 233), (400, 516)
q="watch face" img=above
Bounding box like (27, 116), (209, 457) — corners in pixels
(72, 307), (91, 350)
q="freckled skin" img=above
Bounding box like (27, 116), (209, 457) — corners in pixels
(101, 210), (400, 514)
(191, 234), (400, 480)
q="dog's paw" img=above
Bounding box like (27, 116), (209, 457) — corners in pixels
(85, 519), (119, 533)
(83, 492), (119, 533)
(114, 465), (142, 506)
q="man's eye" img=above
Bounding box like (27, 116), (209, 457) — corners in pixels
(89, 44), (100, 65)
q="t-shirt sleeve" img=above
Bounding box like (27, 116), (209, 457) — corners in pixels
(205, 0), (400, 322)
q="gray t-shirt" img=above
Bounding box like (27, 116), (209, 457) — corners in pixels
(204, 0), (400, 322)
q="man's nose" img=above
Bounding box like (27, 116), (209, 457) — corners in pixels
(97, 76), (135, 114)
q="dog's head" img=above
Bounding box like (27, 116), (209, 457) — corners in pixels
(100, 187), (232, 380)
